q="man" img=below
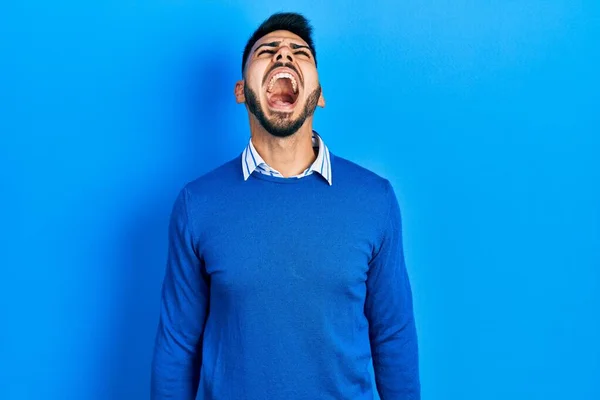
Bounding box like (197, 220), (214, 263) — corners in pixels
(151, 12), (420, 400)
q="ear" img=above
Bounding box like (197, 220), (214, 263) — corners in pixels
(317, 89), (326, 108)
(234, 80), (245, 103)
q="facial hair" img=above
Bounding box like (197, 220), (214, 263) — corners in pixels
(244, 83), (322, 138)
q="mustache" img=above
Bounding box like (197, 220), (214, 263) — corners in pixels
(262, 62), (303, 87)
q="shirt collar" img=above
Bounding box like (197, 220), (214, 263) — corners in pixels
(241, 130), (333, 186)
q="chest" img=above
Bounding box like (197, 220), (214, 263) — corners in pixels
(196, 206), (377, 301)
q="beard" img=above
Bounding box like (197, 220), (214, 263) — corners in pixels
(244, 84), (322, 138)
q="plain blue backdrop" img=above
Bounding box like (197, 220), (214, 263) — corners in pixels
(1, 1), (598, 399)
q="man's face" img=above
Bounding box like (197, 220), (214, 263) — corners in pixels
(235, 30), (325, 138)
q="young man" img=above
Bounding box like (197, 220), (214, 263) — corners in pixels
(151, 12), (420, 400)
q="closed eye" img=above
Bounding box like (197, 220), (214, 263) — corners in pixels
(257, 49), (276, 57)
(257, 49), (312, 59)
(294, 51), (311, 58)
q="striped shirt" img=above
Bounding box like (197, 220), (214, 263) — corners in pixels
(241, 131), (333, 186)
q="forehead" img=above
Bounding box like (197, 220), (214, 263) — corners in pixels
(251, 30), (309, 51)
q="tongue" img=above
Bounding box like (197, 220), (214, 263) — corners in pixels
(270, 93), (295, 105)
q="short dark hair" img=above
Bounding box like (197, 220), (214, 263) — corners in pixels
(241, 12), (317, 75)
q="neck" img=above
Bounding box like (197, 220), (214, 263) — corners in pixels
(248, 116), (317, 178)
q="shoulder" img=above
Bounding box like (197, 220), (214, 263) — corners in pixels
(331, 152), (395, 202)
(170, 154), (243, 216)
(330, 153), (400, 234)
(186, 154), (242, 194)
(331, 153), (402, 246)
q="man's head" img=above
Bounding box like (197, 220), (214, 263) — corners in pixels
(235, 12), (325, 138)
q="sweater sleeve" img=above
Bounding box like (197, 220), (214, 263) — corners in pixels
(151, 187), (210, 399)
(365, 180), (420, 399)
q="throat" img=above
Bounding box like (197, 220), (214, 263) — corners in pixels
(250, 134), (318, 177)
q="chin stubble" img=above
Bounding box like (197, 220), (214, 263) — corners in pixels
(244, 84), (321, 138)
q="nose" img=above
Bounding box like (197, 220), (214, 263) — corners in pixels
(274, 45), (294, 63)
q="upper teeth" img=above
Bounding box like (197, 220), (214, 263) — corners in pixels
(268, 72), (298, 93)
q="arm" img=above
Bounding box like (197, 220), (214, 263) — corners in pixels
(151, 187), (210, 399)
(365, 181), (420, 399)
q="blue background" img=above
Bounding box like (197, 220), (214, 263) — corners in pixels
(1, 1), (598, 399)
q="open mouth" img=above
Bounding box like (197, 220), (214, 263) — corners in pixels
(265, 70), (300, 111)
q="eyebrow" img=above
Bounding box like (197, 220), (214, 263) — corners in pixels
(254, 41), (312, 54)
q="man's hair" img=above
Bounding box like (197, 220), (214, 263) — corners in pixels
(241, 12), (317, 75)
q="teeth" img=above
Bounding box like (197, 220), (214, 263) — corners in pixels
(267, 72), (298, 94)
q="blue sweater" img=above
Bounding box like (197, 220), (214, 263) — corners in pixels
(151, 151), (420, 399)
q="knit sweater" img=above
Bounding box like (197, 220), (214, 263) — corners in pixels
(151, 151), (420, 399)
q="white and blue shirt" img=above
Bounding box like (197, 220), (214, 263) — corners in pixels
(241, 131), (333, 186)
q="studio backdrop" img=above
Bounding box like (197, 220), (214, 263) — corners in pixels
(1, 1), (598, 399)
